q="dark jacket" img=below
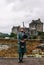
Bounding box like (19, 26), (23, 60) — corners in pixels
(17, 32), (26, 53)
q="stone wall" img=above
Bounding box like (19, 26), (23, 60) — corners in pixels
(0, 39), (42, 57)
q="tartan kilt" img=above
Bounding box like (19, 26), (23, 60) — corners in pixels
(18, 42), (26, 53)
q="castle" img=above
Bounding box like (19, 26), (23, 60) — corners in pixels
(12, 19), (43, 36)
(29, 18), (43, 35)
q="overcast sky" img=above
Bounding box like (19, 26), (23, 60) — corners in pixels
(0, 0), (44, 34)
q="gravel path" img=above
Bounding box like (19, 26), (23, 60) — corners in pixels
(0, 57), (44, 65)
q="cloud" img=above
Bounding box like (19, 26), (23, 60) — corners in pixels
(0, 0), (44, 33)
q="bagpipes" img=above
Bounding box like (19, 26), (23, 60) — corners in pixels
(20, 34), (27, 48)
(22, 34), (27, 41)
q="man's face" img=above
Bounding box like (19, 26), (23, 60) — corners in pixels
(19, 28), (24, 32)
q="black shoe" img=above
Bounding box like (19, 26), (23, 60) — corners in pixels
(18, 60), (23, 63)
(18, 61), (21, 63)
(20, 60), (23, 63)
(21, 61), (23, 63)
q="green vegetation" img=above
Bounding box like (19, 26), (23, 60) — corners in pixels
(38, 32), (44, 42)
(29, 32), (44, 40)
(29, 35), (37, 39)
(9, 33), (17, 39)
(0, 32), (9, 38)
(38, 32), (44, 36)
(0, 32), (17, 39)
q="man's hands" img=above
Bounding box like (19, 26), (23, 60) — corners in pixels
(20, 39), (27, 43)
(20, 40), (25, 43)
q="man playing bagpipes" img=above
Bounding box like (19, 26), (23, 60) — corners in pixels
(17, 27), (27, 63)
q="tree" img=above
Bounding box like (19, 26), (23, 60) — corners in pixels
(38, 32), (44, 36)
(10, 33), (17, 39)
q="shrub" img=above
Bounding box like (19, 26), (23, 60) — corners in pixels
(9, 33), (17, 39)
(29, 35), (37, 39)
